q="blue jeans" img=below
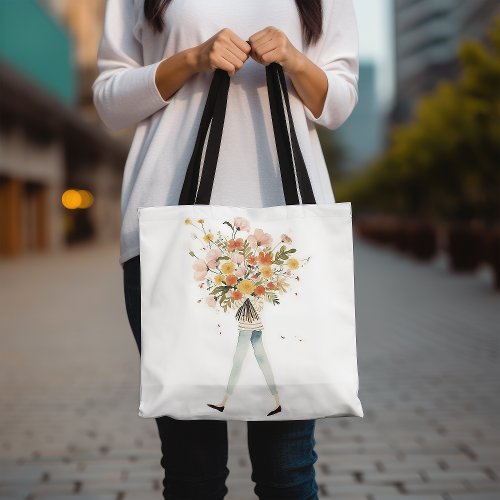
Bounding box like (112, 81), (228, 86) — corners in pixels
(123, 254), (319, 499)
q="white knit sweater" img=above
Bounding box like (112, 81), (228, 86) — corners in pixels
(92, 0), (359, 267)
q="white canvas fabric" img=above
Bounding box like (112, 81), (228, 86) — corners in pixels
(138, 203), (362, 421)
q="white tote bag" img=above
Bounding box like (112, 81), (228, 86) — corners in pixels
(137, 63), (363, 421)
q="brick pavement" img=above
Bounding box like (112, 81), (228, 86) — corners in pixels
(0, 238), (498, 499)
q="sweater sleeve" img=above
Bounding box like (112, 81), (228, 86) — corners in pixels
(92, 0), (173, 131)
(301, 0), (359, 130)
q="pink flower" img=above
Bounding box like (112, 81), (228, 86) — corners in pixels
(206, 296), (217, 307)
(193, 259), (208, 281)
(235, 264), (246, 277)
(248, 228), (272, 249)
(206, 248), (222, 269)
(280, 234), (292, 244)
(234, 217), (250, 232)
(231, 252), (244, 264)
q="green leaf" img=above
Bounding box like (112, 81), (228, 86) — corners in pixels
(210, 285), (231, 295)
(242, 240), (252, 258)
(219, 294), (232, 312)
(265, 292), (280, 305)
(223, 221), (234, 230)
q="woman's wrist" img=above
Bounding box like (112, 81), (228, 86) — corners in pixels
(283, 49), (307, 77)
(154, 47), (201, 100)
(185, 46), (202, 74)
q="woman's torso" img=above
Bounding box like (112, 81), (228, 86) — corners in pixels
(120, 0), (335, 266)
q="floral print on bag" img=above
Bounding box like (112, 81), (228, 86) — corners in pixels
(185, 215), (311, 416)
(186, 216), (310, 316)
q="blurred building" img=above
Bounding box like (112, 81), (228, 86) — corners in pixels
(333, 60), (383, 173)
(391, 0), (500, 123)
(0, 0), (125, 258)
(39, 0), (113, 123)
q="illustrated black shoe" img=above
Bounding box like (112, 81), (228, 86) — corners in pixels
(266, 405), (282, 416)
(207, 403), (225, 412)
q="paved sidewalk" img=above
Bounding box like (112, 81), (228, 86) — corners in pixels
(0, 238), (498, 500)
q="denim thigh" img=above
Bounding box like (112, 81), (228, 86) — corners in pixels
(122, 254), (229, 499)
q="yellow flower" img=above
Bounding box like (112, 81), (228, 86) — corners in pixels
(184, 218), (192, 225)
(220, 261), (236, 275)
(261, 265), (273, 278)
(214, 274), (225, 284)
(287, 258), (299, 270)
(197, 218), (205, 224)
(203, 233), (214, 243)
(237, 279), (256, 295)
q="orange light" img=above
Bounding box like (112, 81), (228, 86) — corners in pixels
(62, 189), (82, 209)
(78, 190), (94, 208)
(61, 189), (94, 209)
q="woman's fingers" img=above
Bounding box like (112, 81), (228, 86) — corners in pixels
(248, 26), (300, 72)
(199, 28), (252, 75)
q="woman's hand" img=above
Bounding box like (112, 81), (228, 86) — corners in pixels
(248, 26), (329, 119)
(195, 28), (252, 76)
(247, 27), (304, 74)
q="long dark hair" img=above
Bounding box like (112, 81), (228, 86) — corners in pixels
(144, 0), (323, 48)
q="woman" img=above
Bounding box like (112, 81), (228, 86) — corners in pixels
(92, 0), (358, 498)
(207, 294), (282, 416)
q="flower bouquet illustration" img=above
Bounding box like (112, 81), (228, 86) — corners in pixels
(186, 216), (310, 416)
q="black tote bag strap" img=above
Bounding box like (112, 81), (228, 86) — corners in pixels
(191, 71), (230, 205)
(178, 62), (316, 205)
(177, 68), (227, 205)
(275, 64), (316, 204)
(266, 63), (301, 204)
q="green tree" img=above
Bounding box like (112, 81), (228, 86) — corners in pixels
(337, 16), (500, 222)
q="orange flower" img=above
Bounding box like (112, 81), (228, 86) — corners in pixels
(267, 282), (276, 290)
(225, 274), (238, 286)
(257, 251), (273, 265)
(231, 290), (243, 300)
(247, 255), (257, 266)
(227, 238), (244, 251)
(254, 285), (266, 296)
